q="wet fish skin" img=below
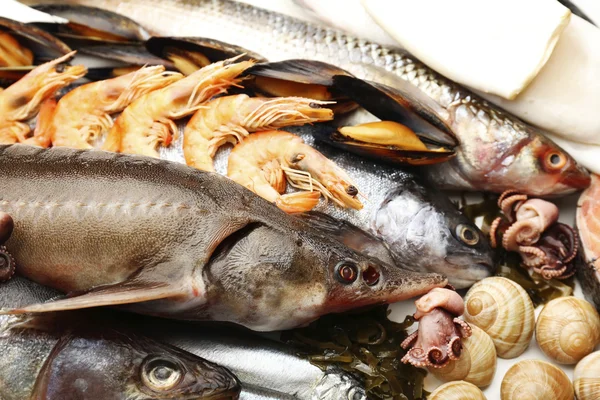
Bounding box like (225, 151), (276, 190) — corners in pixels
(286, 125), (495, 289)
(0, 278), (241, 400)
(576, 174), (600, 311)
(2, 276), (367, 400)
(23, 0), (590, 196)
(0, 144), (446, 331)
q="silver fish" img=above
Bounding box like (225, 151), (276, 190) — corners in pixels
(23, 0), (591, 196)
(1, 276), (367, 400)
(0, 277), (241, 400)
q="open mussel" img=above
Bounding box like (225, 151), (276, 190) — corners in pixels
(0, 17), (70, 84)
(245, 59), (457, 166)
(146, 36), (266, 75)
(30, 4), (150, 45)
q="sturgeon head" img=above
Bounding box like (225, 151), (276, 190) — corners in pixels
(200, 219), (447, 331)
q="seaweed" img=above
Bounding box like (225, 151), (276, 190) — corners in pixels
(460, 194), (574, 306)
(283, 306), (427, 400)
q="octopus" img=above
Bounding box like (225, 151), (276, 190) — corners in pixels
(0, 211), (15, 282)
(489, 190), (578, 280)
(401, 287), (472, 368)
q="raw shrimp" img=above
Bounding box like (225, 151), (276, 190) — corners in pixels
(104, 56), (254, 157)
(36, 65), (182, 149)
(183, 94), (333, 171)
(227, 130), (362, 213)
(0, 51), (86, 144)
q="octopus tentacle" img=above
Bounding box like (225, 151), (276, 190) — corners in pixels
(498, 190), (528, 221)
(518, 245), (547, 267)
(489, 217), (502, 248)
(447, 336), (462, 360)
(400, 330), (419, 349)
(454, 318), (472, 337)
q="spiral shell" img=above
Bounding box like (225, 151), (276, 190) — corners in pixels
(429, 325), (496, 387)
(463, 277), (535, 358)
(574, 351), (600, 400)
(500, 359), (573, 400)
(536, 297), (600, 364)
(428, 381), (486, 400)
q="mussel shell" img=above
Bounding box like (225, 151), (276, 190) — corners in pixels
(78, 44), (174, 68)
(0, 17), (70, 63)
(146, 37), (266, 65)
(309, 123), (455, 166)
(31, 4), (150, 42)
(332, 75), (458, 148)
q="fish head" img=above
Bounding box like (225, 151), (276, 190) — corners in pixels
(495, 135), (591, 196)
(372, 183), (495, 289)
(38, 332), (240, 400)
(315, 368), (367, 400)
(203, 222), (446, 331)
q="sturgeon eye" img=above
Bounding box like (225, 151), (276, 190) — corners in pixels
(141, 357), (183, 392)
(335, 261), (358, 284)
(363, 264), (380, 286)
(456, 224), (479, 246)
(543, 151), (567, 171)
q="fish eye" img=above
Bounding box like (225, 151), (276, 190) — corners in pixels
(543, 151), (567, 171)
(456, 224), (479, 246)
(335, 261), (358, 284)
(347, 387), (364, 400)
(362, 264), (380, 286)
(346, 185), (358, 197)
(141, 357), (183, 392)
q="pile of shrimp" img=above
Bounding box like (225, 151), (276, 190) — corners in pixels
(0, 52), (362, 213)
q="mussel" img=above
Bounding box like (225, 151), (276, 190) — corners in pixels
(245, 59), (458, 165)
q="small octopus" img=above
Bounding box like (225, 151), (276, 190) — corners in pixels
(489, 190), (578, 280)
(0, 211), (15, 282)
(401, 287), (472, 368)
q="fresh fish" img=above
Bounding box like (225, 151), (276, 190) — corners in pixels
(0, 277), (241, 400)
(577, 174), (600, 311)
(23, 0), (591, 196)
(147, 323), (368, 400)
(1, 276), (366, 400)
(0, 144), (447, 331)
(285, 125), (494, 289)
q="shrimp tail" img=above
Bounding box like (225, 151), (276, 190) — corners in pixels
(276, 191), (321, 213)
(243, 97), (334, 130)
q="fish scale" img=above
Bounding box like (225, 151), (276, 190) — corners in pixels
(23, 0), (590, 195)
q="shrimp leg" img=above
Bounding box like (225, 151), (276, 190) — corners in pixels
(228, 130), (362, 213)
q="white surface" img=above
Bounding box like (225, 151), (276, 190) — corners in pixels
(3, 0), (66, 23)
(7, 1), (600, 399)
(363, 0), (571, 100)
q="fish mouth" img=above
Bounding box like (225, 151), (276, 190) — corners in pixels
(443, 257), (496, 289)
(557, 165), (592, 194)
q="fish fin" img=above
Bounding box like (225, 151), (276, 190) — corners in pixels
(332, 75), (457, 148)
(0, 279), (180, 315)
(247, 59), (352, 86)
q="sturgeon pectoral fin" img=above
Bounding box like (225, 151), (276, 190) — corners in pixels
(0, 279), (181, 315)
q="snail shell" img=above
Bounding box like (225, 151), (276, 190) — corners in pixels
(429, 325), (496, 387)
(500, 359), (573, 400)
(463, 277), (535, 358)
(536, 297), (600, 364)
(574, 351), (600, 400)
(428, 381), (486, 400)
